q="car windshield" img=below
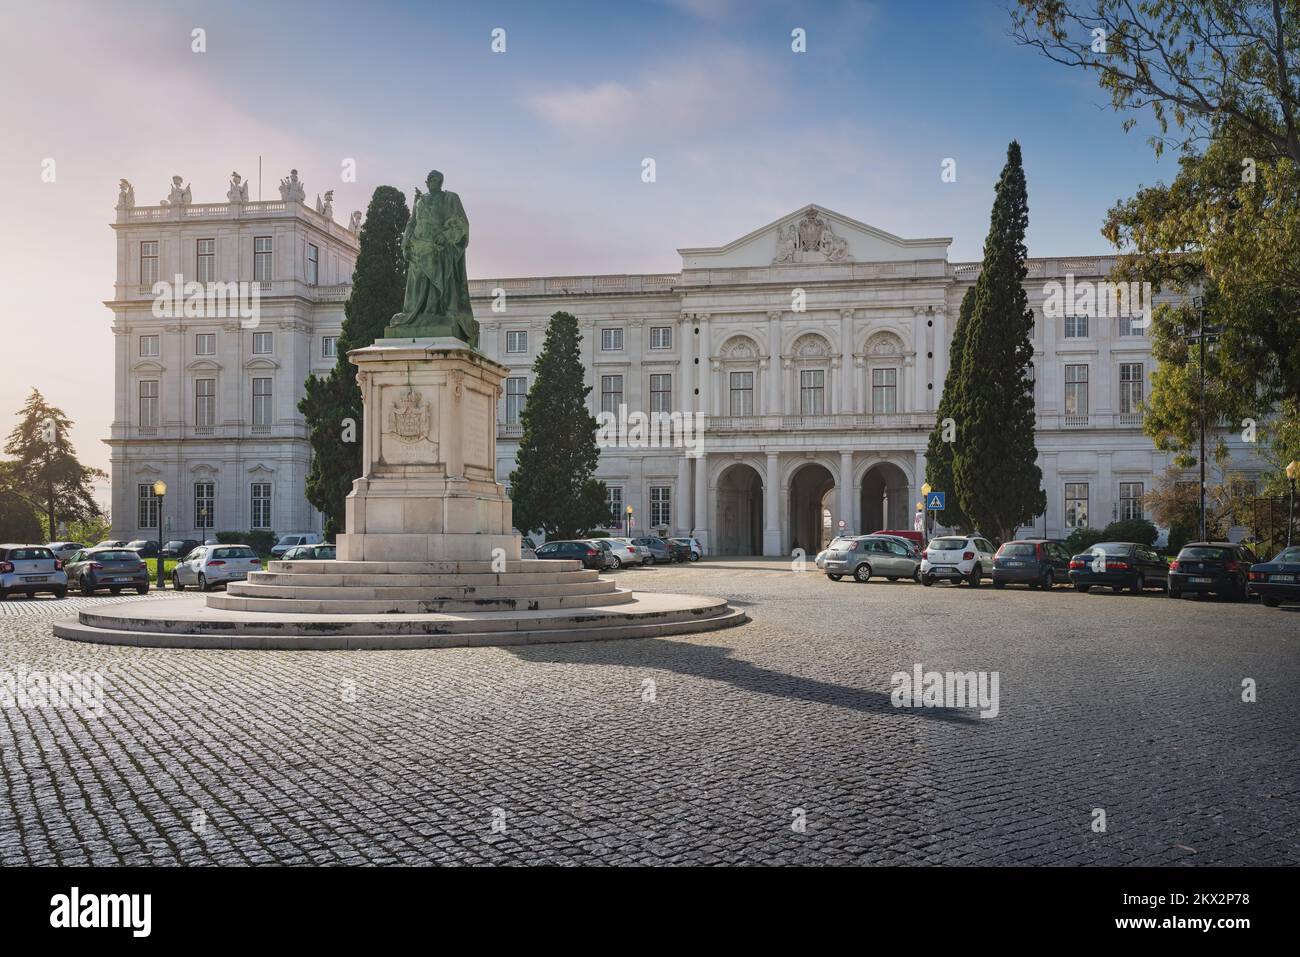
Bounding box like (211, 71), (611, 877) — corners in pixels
(96, 550), (139, 562)
(1273, 547), (1300, 563)
(7, 547), (53, 560)
(930, 538), (967, 550)
(1179, 546), (1234, 560)
(1000, 543), (1038, 556)
(214, 547), (256, 558)
(1088, 543), (1133, 556)
(127, 541), (149, 548)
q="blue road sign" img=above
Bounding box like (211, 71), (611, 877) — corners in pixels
(926, 491), (946, 510)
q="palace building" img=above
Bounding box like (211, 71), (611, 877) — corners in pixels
(108, 188), (1262, 553)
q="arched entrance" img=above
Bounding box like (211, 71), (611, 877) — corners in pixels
(788, 463), (835, 554)
(860, 462), (911, 532)
(715, 463), (764, 556)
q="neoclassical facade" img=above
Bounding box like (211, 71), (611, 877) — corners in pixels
(474, 204), (1264, 555)
(107, 173), (359, 541)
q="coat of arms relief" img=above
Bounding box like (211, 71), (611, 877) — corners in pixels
(386, 388), (434, 445)
(773, 209), (853, 264)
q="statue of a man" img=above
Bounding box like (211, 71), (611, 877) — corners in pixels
(386, 169), (478, 347)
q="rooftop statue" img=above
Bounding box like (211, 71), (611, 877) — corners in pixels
(279, 169), (306, 203)
(227, 171), (249, 203)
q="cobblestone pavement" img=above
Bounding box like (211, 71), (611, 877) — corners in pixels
(1, 560), (1297, 866)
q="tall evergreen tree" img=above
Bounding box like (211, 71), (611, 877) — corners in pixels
(300, 186), (409, 536)
(3, 389), (106, 536)
(951, 141), (1045, 542)
(509, 312), (609, 538)
(924, 286), (975, 531)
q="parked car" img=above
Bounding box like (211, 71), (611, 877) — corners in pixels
(172, 544), (262, 591)
(604, 538), (644, 567)
(631, 537), (673, 564)
(670, 537), (704, 562)
(869, 533), (923, 559)
(64, 547), (149, 596)
(271, 533), (324, 558)
(534, 540), (607, 570)
(992, 539), (1072, 590)
(93, 540), (129, 549)
(1168, 542), (1255, 600)
(825, 535), (921, 583)
(0, 544), (69, 599)
(126, 539), (160, 559)
(161, 539), (202, 559)
(665, 539), (694, 563)
(920, 535), (997, 586)
(1247, 546), (1300, 608)
(815, 536), (853, 568)
(282, 543), (337, 561)
(46, 541), (85, 563)
(1068, 542), (1170, 594)
(583, 539), (624, 570)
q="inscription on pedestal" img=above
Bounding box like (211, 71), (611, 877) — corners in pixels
(463, 390), (491, 470)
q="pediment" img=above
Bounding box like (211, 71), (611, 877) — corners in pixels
(678, 204), (950, 269)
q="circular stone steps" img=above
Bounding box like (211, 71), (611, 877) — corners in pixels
(206, 587), (637, 614)
(223, 578), (620, 602)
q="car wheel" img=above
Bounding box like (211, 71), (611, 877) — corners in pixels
(688, 552), (699, 562)
(967, 564), (982, 588)
(921, 574), (934, 587)
(198, 574), (209, 592)
(644, 556), (654, 566)
(993, 579), (1006, 589)
(53, 587), (66, 599)
(853, 563), (872, 583)
(827, 574), (843, 582)
(1129, 574), (1144, 595)
(1074, 584), (1090, 593)
(172, 572), (183, 592)
(80, 576), (96, 596)
(136, 585), (148, 595)
(1042, 570), (1054, 590)
(1262, 595), (1280, 607)
(610, 556), (622, 569)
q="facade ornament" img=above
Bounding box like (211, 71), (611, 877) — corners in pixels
(316, 190), (334, 218)
(116, 179), (135, 210)
(162, 175), (191, 207)
(792, 333), (831, 357)
(854, 354), (866, 368)
(356, 371), (370, 393)
(720, 336), (758, 360)
(759, 357), (769, 370)
(227, 171), (249, 204)
(782, 358), (793, 369)
(388, 389), (431, 444)
(866, 332), (905, 356)
(349, 210), (363, 234)
(768, 310), (781, 322)
(773, 208), (854, 264)
(278, 169), (306, 203)
(841, 309), (855, 320)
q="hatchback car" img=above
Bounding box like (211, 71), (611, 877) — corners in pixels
(669, 537), (704, 562)
(282, 543), (337, 561)
(64, 547), (149, 595)
(1168, 542), (1255, 600)
(992, 539), (1071, 589)
(1247, 546), (1300, 608)
(161, 539), (202, 559)
(631, 537), (673, 564)
(172, 545), (262, 591)
(0, 544), (69, 598)
(46, 541), (85, 562)
(126, 539), (160, 559)
(825, 535), (921, 583)
(1068, 542), (1169, 594)
(920, 535), (997, 586)
(534, 540), (607, 570)
(603, 539), (644, 567)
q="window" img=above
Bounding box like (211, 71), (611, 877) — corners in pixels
(195, 378), (216, 427)
(505, 376), (527, 424)
(729, 371), (754, 416)
(195, 333), (216, 356)
(306, 243), (319, 285)
(600, 328), (623, 352)
(139, 334), (159, 357)
(138, 380), (159, 427)
(250, 483), (272, 529)
(252, 331), (272, 354)
(252, 377), (272, 426)
(194, 482), (215, 529)
(606, 486), (624, 526)
(872, 368), (898, 413)
(650, 486), (671, 527)
(1119, 363), (1143, 414)
(600, 375), (623, 414)
(1118, 314), (1146, 337)
(1064, 314), (1088, 338)
(1065, 482), (1089, 528)
(137, 484), (160, 529)
(140, 241), (159, 284)
(322, 336), (337, 359)
(1119, 482), (1144, 521)
(650, 326), (672, 350)
(506, 330), (528, 354)
(197, 238), (215, 282)
(1064, 364), (1089, 415)
(800, 369), (825, 414)
(650, 374), (673, 414)
(253, 236), (273, 282)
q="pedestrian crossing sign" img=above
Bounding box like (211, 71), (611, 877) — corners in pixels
(926, 491), (946, 510)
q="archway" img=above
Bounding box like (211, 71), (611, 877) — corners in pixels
(788, 463), (835, 554)
(715, 463), (764, 556)
(860, 462), (911, 532)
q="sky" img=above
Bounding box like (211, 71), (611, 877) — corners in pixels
(0, 0), (1179, 479)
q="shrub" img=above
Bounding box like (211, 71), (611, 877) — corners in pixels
(1064, 527), (1105, 553)
(1100, 518), (1158, 546)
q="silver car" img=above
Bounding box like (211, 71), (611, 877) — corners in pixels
(172, 544), (263, 592)
(824, 535), (921, 583)
(0, 544), (69, 599)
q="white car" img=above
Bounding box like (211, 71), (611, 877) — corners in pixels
(920, 534), (998, 587)
(172, 544), (263, 592)
(271, 533), (324, 558)
(603, 538), (643, 567)
(46, 541), (86, 563)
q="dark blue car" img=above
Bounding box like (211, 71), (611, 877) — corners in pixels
(1247, 546), (1300, 608)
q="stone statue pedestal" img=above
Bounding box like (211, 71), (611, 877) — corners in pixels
(335, 337), (518, 562)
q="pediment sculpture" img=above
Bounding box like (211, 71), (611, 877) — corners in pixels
(773, 209), (853, 264)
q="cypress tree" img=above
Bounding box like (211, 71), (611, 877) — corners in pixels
(924, 286), (975, 532)
(301, 186), (409, 537)
(3, 389), (105, 536)
(508, 312), (609, 538)
(951, 141), (1045, 542)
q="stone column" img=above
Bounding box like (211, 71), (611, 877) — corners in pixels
(783, 358), (795, 415)
(678, 313), (694, 414)
(913, 307), (928, 412)
(838, 450), (854, 534)
(676, 454), (691, 536)
(692, 452), (710, 551)
(697, 314), (711, 416)
(840, 309), (855, 412)
(1097, 451), (1113, 528)
(763, 450), (781, 555)
(766, 311), (781, 414)
(932, 306), (947, 410)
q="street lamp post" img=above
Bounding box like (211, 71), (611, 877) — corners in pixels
(625, 504), (633, 537)
(920, 482), (932, 541)
(152, 479), (167, 587)
(1287, 461), (1299, 548)
(1185, 297), (1220, 542)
